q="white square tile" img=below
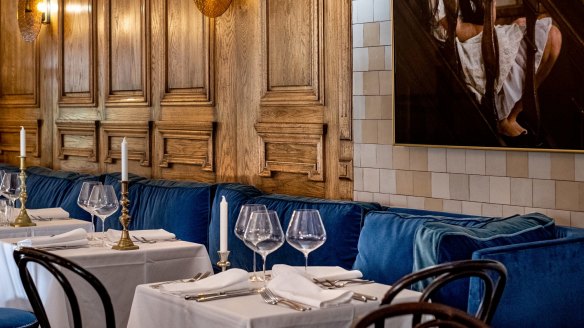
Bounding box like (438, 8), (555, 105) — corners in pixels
(373, 0), (390, 21)
(389, 194), (408, 207)
(462, 201), (482, 216)
(571, 212), (584, 228)
(379, 21), (391, 45)
(355, 191), (374, 202)
(377, 120), (392, 145)
(465, 150), (486, 175)
(353, 47), (369, 72)
(528, 152), (551, 179)
(502, 205), (525, 217)
(363, 168), (380, 192)
(443, 200), (462, 214)
(510, 178), (532, 207)
(380, 169), (396, 194)
(576, 154), (584, 182)
(482, 204), (503, 217)
(485, 151), (507, 176)
(385, 46), (392, 70)
(407, 196), (425, 209)
(377, 145), (393, 169)
(469, 175), (490, 202)
(379, 71), (391, 96)
(354, 0), (374, 23)
(447, 149), (466, 173)
(353, 96), (366, 120)
(428, 148), (447, 172)
(547, 209), (571, 226)
(360, 144), (377, 167)
(353, 120), (363, 143)
(353, 72), (363, 96)
(490, 176), (511, 205)
(532, 179), (555, 209)
(354, 167), (364, 191)
(353, 143), (362, 167)
(352, 24), (364, 47)
(431, 172), (450, 199)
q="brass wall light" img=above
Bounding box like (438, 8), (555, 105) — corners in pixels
(194, 0), (233, 18)
(18, 0), (50, 43)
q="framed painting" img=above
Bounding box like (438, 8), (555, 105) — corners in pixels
(393, 0), (584, 152)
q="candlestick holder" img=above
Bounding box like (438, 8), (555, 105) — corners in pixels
(11, 156), (36, 227)
(217, 250), (231, 272)
(112, 180), (138, 250)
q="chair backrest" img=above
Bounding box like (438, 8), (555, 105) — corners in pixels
(353, 302), (490, 328)
(12, 247), (115, 328)
(381, 259), (506, 324)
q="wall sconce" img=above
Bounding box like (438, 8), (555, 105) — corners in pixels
(194, 0), (233, 18)
(17, 0), (50, 43)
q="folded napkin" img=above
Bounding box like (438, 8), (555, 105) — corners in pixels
(13, 207), (70, 220)
(272, 264), (363, 281)
(17, 228), (88, 248)
(160, 268), (249, 294)
(106, 229), (176, 242)
(268, 265), (353, 308)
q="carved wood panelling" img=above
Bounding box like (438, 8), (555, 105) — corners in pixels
(0, 120), (42, 157)
(55, 121), (98, 161)
(100, 121), (151, 167)
(161, 0), (214, 106)
(0, 1), (40, 107)
(155, 122), (214, 171)
(105, 0), (150, 107)
(255, 123), (326, 181)
(260, 0), (324, 106)
(58, 0), (97, 107)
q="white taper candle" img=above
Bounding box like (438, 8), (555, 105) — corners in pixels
(121, 137), (128, 181)
(20, 126), (26, 157)
(220, 196), (228, 252)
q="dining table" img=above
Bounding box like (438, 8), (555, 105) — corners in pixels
(0, 218), (93, 239)
(127, 270), (423, 328)
(0, 237), (213, 328)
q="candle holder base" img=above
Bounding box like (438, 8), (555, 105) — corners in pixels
(10, 156), (35, 227)
(112, 180), (138, 251)
(217, 251), (231, 272)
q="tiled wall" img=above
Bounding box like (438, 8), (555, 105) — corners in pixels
(351, 0), (584, 227)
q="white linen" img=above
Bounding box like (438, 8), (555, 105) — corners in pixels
(161, 268), (249, 294)
(16, 228), (88, 248)
(0, 219), (93, 239)
(26, 207), (70, 220)
(268, 265), (352, 308)
(272, 265), (363, 281)
(106, 228), (176, 242)
(0, 238), (213, 328)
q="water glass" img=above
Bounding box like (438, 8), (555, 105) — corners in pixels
(234, 204), (267, 281)
(88, 185), (119, 247)
(243, 210), (284, 284)
(286, 209), (327, 272)
(1, 173), (21, 221)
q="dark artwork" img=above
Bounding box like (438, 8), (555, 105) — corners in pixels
(393, 0), (584, 151)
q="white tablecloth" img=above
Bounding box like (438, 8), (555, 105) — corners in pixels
(0, 238), (213, 328)
(0, 218), (93, 239)
(127, 272), (422, 328)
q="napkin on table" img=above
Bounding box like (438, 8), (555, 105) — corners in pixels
(106, 229), (176, 242)
(160, 268), (249, 294)
(19, 207), (69, 220)
(272, 264), (363, 281)
(17, 228), (88, 248)
(268, 265), (353, 308)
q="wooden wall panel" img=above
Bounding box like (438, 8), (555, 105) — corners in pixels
(0, 120), (42, 159)
(55, 121), (98, 161)
(0, 1), (40, 107)
(59, 0), (97, 106)
(105, 0), (150, 106)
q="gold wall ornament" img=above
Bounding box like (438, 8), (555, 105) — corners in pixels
(18, 0), (50, 43)
(194, 0), (232, 18)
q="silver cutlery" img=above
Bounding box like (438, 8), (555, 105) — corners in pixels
(35, 245), (90, 251)
(189, 289), (259, 301)
(312, 279), (378, 302)
(151, 271), (211, 289)
(260, 288), (311, 311)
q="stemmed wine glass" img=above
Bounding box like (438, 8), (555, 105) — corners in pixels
(286, 209), (327, 272)
(88, 185), (119, 247)
(1, 173), (22, 224)
(234, 204), (268, 281)
(243, 210), (284, 284)
(77, 181), (103, 240)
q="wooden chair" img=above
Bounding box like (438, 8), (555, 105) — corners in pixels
(381, 259), (506, 325)
(13, 247), (116, 328)
(353, 302), (490, 328)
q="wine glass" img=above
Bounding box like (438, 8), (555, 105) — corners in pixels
(234, 204), (268, 281)
(243, 210), (284, 284)
(286, 209), (327, 272)
(1, 173), (21, 223)
(77, 181), (103, 240)
(88, 185), (119, 247)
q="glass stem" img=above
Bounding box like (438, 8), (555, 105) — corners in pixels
(253, 252), (257, 276)
(102, 218), (106, 247)
(262, 254), (267, 286)
(90, 214), (95, 240)
(304, 254), (309, 272)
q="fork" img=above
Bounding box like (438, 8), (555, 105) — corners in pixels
(313, 279), (377, 302)
(151, 271), (210, 289)
(260, 288), (310, 311)
(140, 236), (157, 244)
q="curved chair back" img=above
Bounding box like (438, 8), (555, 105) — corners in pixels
(382, 259), (506, 324)
(353, 302), (490, 328)
(13, 247), (116, 328)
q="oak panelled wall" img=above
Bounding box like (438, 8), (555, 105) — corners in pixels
(0, 0), (353, 199)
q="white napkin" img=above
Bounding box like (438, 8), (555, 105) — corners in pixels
(272, 265), (363, 281)
(17, 228), (88, 248)
(106, 229), (176, 242)
(160, 268), (249, 294)
(15, 207), (70, 220)
(268, 265), (353, 308)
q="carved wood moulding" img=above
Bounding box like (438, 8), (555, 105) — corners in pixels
(55, 120), (98, 161)
(260, 0), (324, 106)
(155, 122), (215, 171)
(0, 120), (42, 157)
(58, 0), (98, 107)
(161, 0), (214, 107)
(255, 122), (326, 181)
(100, 121), (151, 167)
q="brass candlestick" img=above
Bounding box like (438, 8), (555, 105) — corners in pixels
(217, 251), (231, 272)
(112, 180), (138, 250)
(11, 156), (35, 227)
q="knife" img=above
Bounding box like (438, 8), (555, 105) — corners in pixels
(185, 290), (258, 301)
(352, 292), (378, 302)
(194, 288), (256, 298)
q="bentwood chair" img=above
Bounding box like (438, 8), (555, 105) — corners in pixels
(381, 259), (507, 325)
(353, 302), (490, 328)
(13, 247), (116, 328)
(0, 308), (38, 328)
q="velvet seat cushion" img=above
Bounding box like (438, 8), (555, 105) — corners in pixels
(209, 183), (381, 271)
(0, 308), (38, 328)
